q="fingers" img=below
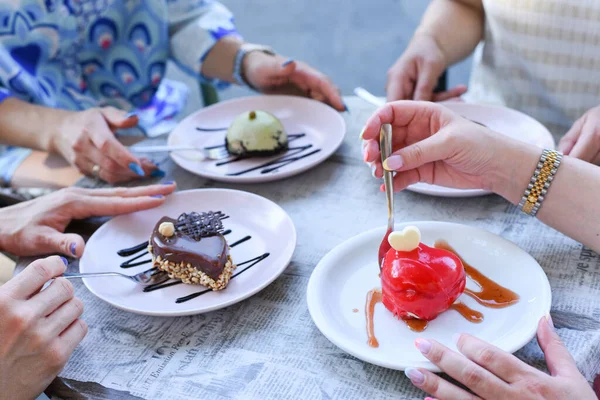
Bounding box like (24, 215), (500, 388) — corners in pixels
(455, 333), (531, 383)
(566, 123), (600, 162)
(414, 62), (439, 101)
(290, 65), (345, 111)
(414, 338), (509, 398)
(558, 116), (585, 155)
(73, 193), (168, 217)
(29, 278), (74, 317)
(4, 256), (67, 299)
(362, 139), (380, 163)
(389, 169), (422, 191)
(405, 368), (481, 400)
(382, 131), (450, 173)
(537, 315), (580, 377)
(57, 318), (88, 356)
(45, 297), (84, 337)
(100, 106), (139, 130)
(433, 85), (468, 102)
(32, 229), (85, 258)
(74, 182), (177, 198)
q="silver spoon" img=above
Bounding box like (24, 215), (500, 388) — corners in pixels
(63, 267), (169, 287)
(377, 124), (395, 267)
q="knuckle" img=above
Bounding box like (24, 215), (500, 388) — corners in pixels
(475, 346), (496, 365)
(31, 261), (54, 282)
(71, 298), (84, 316)
(462, 365), (485, 388)
(522, 379), (546, 395)
(10, 308), (34, 332)
(45, 343), (68, 371)
(426, 345), (444, 364)
(409, 143), (425, 164)
(55, 278), (74, 299)
(421, 373), (440, 394)
(29, 330), (50, 350)
(76, 319), (88, 337)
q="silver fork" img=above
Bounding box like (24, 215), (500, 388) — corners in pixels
(63, 268), (169, 287)
(129, 144), (230, 160)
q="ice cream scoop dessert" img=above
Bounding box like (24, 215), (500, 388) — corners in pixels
(225, 110), (288, 156)
(380, 226), (466, 321)
(148, 212), (235, 290)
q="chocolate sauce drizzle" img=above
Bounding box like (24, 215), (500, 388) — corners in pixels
(120, 252), (152, 269)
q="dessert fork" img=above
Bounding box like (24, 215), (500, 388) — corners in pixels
(129, 144), (230, 160)
(63, 267), (169, 287)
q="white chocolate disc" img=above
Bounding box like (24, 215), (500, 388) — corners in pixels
(388, 226), (421, 252)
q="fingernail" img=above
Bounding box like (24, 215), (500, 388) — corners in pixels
(70, 243), (77, 256)
(404, 368), (425, 385)
(371, 163), (378, 178)
(452, 333), (462, 346)
(383, 155), (403, 171)
(129, 162), (145, 176)
(151, 195), (164, 199)
(425, 397), (437, 400)
(343, 101), (350, 113)
(359, 128), (365, 140)
(546, 313), (554, 328)
(124, 111), (138, 119)
(162, 180), (175, 185)
(60, 256), (69, 266)
(363, 149), (370, 163)
(150, 169), (166, 178)
(415, 338), (432, 355)
(282, 58), (294, 67)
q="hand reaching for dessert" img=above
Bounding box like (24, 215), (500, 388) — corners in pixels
(0, 183), (176, 258)
(405, 316), (597, 400)
(51, 107), (161, 183)
(0, 256), (87, 400)
(558, 105), (600, 165)
(242, 51), (346, 112)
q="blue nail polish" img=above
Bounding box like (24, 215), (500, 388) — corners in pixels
(129, 162), (145, 176)
(343, 101), (350, 113)
(70, 243), (77, 256)
(282, 58), (294, 67)
(124, 111), (138, 119)
(150, 169), (165, 178)
(151, 195), (164, 199)
(60, 256), (69, 266)
(162, 180), (174, 185)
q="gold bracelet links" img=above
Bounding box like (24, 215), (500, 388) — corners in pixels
(518, 149), (562, 217)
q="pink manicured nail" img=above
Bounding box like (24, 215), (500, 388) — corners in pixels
(452, 333), (462, 346)
(546, 313), (554, 329)
(363, 148), (370, 162)
(383, 155), (403, 170)
(405, 368), (425, 385)
(415, 338), (432, 354)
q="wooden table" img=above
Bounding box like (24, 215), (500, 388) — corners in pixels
(15, 97), (600, 399)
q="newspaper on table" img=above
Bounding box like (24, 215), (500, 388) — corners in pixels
(63, 98), (600, 399)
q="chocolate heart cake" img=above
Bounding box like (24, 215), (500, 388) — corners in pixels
(148, 212), (235, 290)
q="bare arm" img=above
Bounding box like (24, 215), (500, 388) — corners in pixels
(417, 0), (485, 65)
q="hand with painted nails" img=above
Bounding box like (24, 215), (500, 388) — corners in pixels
(558, 105), (600, 165)
(242, 51), (346, 112)
(51, 107), (161, 183)
(404, 316), (596, 400)
(0, 182), (176, 258)
(386, 33), (468, 102)
(0, 256), (87, 400)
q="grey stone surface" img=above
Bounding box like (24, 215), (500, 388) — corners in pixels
(170, 0), (473, 111)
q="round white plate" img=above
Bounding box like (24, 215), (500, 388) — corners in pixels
(168, 95), (346, 183)
(408, 103), (556, 197)
(80, 189), (296, 316)
(307, 222), (551, 371)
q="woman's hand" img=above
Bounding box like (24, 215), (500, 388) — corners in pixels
(404, 316), (597, 400)
(386, 33), (467, 102)
(0, 182), (176, 257)
(361, 101), (539, 202)
(51, 107), (161, 184)
(0, 256), (87, 400)
(242, 51), (346, 112)
(558, 105), (600, 165)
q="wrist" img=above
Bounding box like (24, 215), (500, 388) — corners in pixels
(486, 138), (543, 205)
(413, 30), (449, 67)
(47, 110), (77, 153)
(241, 51), (270, 89)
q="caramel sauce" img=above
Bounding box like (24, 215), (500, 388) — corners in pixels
(352, 308), (359, 313)
(450, 301), (484, 323)
(434, 241), (520, 308)
(365, 289), (382, 348)
(404, 319), (428, 332)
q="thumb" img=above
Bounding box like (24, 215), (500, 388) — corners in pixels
(558, 115), (585, 155)
(278, 58), (297, 77)
(413, 63), (439, 101)
(537, 314), (579, 377)
(36, 229), (86, 259)
(382, 130), (450, 172)
(100, 107), (139, 130)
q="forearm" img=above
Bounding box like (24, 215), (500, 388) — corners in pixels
(0, 98), (71, 151)
(417, 0), (485, 65)
(200, 36), (243, 83)
(492, 141), (600, 252)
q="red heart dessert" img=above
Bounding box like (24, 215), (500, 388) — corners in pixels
(381, 228), (466, 321)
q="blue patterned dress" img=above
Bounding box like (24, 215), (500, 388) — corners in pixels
(0, 0), (240, 184)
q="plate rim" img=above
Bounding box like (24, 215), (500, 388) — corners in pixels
(306, 221), (552, 371)
(80, 188), (297, 317)
(168, 95), (346, 183)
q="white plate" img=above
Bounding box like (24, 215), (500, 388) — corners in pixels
(307, 222), (551, 371)
(79, 189), (296, 316)
(167, 95), (346, 183)
(408, 103), (556, 197)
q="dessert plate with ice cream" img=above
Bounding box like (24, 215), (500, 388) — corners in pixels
(166, 95), (346, 183)
(306, 222), (551, 371)
(79, 189), (296, 316)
